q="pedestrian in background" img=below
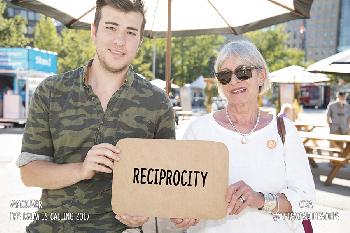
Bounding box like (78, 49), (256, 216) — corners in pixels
(326, 91), (350, 135)
(278, 103), (294, 121)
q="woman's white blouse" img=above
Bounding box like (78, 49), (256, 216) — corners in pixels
(183, 113), (315, 233)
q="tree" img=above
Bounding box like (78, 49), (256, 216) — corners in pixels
(58, 29), (95, 74)
(245, 26), (305, 72)
(0, 0), (31, 47)
(132, 38), (160, 79)
(133, 35), (225, 85)
(172, 35), (224, 85)
(34, 16), (60, 52)
(245, 26), (307, 112)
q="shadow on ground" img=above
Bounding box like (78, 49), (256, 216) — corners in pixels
(0, 128), (24, 134)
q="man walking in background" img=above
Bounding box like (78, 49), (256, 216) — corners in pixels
(327, 91), (350, 135)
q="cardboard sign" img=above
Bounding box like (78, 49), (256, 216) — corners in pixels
(112, 138), (229, 220)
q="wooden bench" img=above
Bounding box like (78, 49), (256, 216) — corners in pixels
(306, 153), (350, 186)
(294, 122), (327, 132)
(304, 145), (342, 154)
(304, 145), (342, 168)
(177, 111), (193, 120)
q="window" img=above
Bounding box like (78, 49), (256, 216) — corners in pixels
(27, 26), (34, 35)
(7, 8), (14, 17)
(19, 10), (27, 19)
(14, 8), (21, 15)
(28, 11), (35, 21)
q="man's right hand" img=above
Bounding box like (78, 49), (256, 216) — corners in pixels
(79, 143), (120, 180)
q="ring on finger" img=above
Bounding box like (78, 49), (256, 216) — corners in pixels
(239, 195), (246, 203)
(176, 218), (183, 223)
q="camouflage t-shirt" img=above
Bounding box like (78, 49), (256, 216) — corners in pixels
(18, 60), (175, 216)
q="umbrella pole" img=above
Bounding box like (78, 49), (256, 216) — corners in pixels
(165, 0), (172, 95)
(152, 38), (157, 80)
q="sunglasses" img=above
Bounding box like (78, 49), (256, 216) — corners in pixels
(215, 65), (262, 85)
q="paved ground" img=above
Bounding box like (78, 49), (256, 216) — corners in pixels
(0, 108), (349, 233)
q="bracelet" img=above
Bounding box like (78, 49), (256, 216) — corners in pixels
(258, 192), (277, 213)
(258, 192), (264, 210)
(275, 194), (280, 213)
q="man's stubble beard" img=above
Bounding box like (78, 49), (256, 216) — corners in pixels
(97, 49), (130, 74)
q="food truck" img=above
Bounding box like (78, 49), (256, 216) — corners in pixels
(0, 47), (57, 127)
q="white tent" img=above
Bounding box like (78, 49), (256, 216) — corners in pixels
(150, 79), (179, 89)
(307, 49), (350, 74)
(270, 65), (329, 84)
(190, 76), (206, 89)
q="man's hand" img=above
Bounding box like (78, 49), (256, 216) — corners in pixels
(115, 213), (149, 227)
(170, 218), (199, 229)
(79, 143), (120, 180)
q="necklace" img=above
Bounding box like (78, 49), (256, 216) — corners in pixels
(225, 107), (261, 144)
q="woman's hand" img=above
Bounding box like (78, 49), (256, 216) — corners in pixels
(226, 180), (264, 215)
(170, 218), (199, 229)
(115, 213), (149, 227)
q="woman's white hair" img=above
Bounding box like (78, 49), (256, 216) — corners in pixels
(214, 40), (271, 95)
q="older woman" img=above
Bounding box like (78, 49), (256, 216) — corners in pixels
(172, 40), (315, 233)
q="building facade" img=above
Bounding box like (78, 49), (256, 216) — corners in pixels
(285, 0), (349, 62)
(338, 0), (350, 52)
(4, 0), (42, 38)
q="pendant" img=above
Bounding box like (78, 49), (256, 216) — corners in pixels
(241, 136), (248, 144)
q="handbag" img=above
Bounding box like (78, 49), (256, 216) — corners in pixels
(277, 116), (313, 233)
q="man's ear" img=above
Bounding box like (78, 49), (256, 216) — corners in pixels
(91, 24), (97, 42)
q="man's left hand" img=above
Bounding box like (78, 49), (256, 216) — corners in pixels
(115, 213), (149, 227)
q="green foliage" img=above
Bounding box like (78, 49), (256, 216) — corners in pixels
(172, 35), (224, 85)
(34, 16), (60, 52)
(245, 26), (305, 72)
(58, 29), (95, 74)
(133, 35), (224, 84)
(133, 39), (161, 79)
(0, 0), (31, 47)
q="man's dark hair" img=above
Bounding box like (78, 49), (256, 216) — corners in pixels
(94, 0), (146, 37)
(338, 91), (347, 96)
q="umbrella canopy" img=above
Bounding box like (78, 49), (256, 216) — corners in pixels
(307, 49), (350, 74)
(150, 78), (179, 89)
(190, 76), (206, 89)
(11, 0), (314, 93)
(269, 65), (330, 84)
(11, 0), (313, 36)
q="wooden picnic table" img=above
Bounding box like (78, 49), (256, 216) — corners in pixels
(176, 110), (193, 120)
(173, 106), (182, 111)
(299, 131), (350, 185)
(294, 121), (328, 132)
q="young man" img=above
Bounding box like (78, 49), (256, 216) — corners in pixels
(17, 0), (175, 232)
